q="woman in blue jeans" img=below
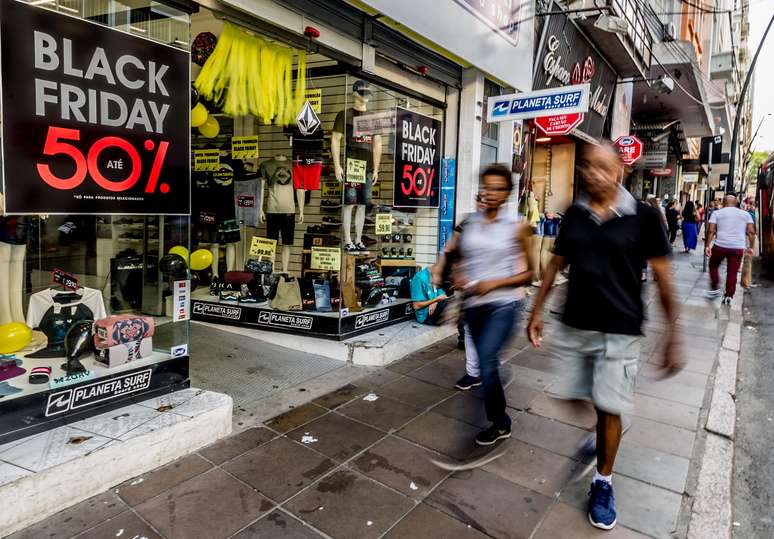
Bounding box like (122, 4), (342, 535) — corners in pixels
(435, 164), (533, 445)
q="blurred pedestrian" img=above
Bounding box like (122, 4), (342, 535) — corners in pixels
(435, 164), (533, 445)
(527, 142), (681, 531)
(705, 195), (756, 304)
(695, 202), (704, 235)
(681, 200), (698, 252)
(665, 200), (680, 245)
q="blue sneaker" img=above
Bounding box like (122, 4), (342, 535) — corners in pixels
(588, 480), (617, 530)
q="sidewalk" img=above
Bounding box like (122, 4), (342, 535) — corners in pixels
(9, 251), (728, 539)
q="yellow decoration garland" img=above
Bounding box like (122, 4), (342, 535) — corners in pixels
(195, 22), (307, 125)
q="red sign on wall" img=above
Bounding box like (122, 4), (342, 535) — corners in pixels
(614, 135), (643, 166)
(535, 113), (584, 136)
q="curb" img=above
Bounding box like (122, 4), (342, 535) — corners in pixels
(687, 309), (742, 539)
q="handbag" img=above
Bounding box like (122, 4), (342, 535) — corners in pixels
(244, 259), (273, 274)
(313, 279), (333, 312)
(271, 275), (303, 311)
(742, 254), (752, 288)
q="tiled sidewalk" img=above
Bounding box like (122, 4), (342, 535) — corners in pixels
(10, 252), (724, 539)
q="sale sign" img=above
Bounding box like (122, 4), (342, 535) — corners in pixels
(0, 0), (189, 215)
(535, 113), (584, 136)
(614, 135), (644, 166)
(394, 107), (441, 208)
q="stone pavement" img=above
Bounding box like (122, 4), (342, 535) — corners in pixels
(10, 250), (730, 539)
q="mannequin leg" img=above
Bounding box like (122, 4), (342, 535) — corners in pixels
(342, 205), (354, 245)
(0, 243), (12, 324)
(354, 205), (366, 244)
(209, 244), (220, 276)
(9, 244), (26, 322)
(225, 244), (236, 272)
(281, 245), (291, 274)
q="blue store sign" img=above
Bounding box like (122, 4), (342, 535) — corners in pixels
(486, 84), (590, 123)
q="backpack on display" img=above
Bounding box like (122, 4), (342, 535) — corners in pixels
(271, 275), (303, 311)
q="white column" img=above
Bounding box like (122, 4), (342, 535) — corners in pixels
(456, 68), (485, 220)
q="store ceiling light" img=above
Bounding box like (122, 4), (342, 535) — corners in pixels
(536, 137), (552, 143)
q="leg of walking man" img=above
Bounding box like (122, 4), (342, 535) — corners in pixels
(708, 245), (726, 296)
(723, 248), (744, 300)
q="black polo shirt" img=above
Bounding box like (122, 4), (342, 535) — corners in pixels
(553, 196), (671, 335)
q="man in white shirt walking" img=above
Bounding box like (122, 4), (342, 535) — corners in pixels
(705, 195), (756, 304)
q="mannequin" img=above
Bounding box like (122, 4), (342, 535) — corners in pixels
(332, 80), (382, 253)
(259, 155), (304, 274)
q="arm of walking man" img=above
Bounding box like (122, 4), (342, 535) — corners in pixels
(746, 222), (756, 256)
(649, 256), (683, 378)
(704, 222), (716, 257)
(527, 253), (565, 348)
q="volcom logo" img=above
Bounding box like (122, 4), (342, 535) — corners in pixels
(355, 309), (390, 329)
(491, 100), (511, 116)
(296, 101), (321, 135)
(257, 311), (314, 330)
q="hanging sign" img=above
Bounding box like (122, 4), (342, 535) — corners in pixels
(231, 137), (259, 159)
(438, 157), (457, 253)
(249, 236), (277, 259)
(487, 84), (590, 123)
(304, 89), (322, 113)
(311, 247), (341, 271)
(614, 135), (644, 166)
(394, 107), (441, 208)
(194, 149), (220, 171)
(375, 213), (392, 235)
(346, 158), (367, 184)
(535, 113), (584, 136)
(0, 0), (190, 215)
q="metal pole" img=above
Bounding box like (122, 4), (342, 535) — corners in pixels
(703, 142), (713, 272)
(727, 13), (774, 192)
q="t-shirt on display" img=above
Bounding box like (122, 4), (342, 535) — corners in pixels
(709, 207), (753, 249)
(234, 178), (263, 228)
(333, 107), (375, 174)
(261, 158), (295, 214)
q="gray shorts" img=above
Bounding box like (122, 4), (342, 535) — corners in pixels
(548, 324), (641, 415)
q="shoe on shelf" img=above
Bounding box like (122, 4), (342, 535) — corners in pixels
(588, 480), (617, 530)
(355, 242), (368, 251)
(705, 289), (722, 300)
(475, 424), (511, 446)
(455, 374), (481, 390)
(362, 235), (377, 246)
(344, 242), (358, 253)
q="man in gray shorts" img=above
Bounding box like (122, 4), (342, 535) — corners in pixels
(527, 142), (682, 531)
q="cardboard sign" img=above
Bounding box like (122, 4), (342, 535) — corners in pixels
(394, 107), (441, 207)
(311, 247), (341, 271)
(321, 181), (342, 198)
(375, 213), (392, 235)
(231, 136), (259, 159)
(346, 158), (367, 184)
(305, 89), (322, 113)
(249, 237), (277, 259)
(52, 268), (79, 291)
(194, 149), (220, 171)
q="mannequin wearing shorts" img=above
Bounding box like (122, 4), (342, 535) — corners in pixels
(260, 155), (304, 273)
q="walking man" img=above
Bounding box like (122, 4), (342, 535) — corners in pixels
(705, 194), (756, 304)
(527, 143), (682, 530)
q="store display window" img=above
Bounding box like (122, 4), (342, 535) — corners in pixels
(0, 0), (191, 443)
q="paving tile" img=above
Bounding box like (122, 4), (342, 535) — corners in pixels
(0, 460), (32, 487)
(264, 403), (328, 433)
(528, 394), (597, 429)
(312, 384), (366, 410)
(287, 412), (383, 462)
(481, 438), (578, 497)
(533, 502), (650, 538)
(397, 411), (480, 460)
(635, 377), (707, 407)
(639, 363), (709, 389)
(633, 394), (700, 431)
(560, 473), (682, 538)
(352, 436), (448, 498)
(0, 426), (112, 472)
(504, 365), (558, 391)
(431, 391), (489, 428)
(223, 436), (336, 503)
(614, 440), (690, 494)
(408, 354), (467, 389)
(504, 384), (543, 412)
(231, 510), (325, 538)
(337, 394), (422, 432)
(73, 510), (162, 539)
(379, 377), (455, 409)
(354, 369), (404, 389)
(383, 503), (488, 538)
(198, 426), (275, 464)
(135, 468), (273, 539)
(116, 453), (213, 507)
(625, 416), (696, 458)
(285, 469), (414, 539)
(427, 468), (552, 538)
(7, 492), (125, 539)
(511, 412), (590, 458)
(69, 404), (189, 441)
(510, 348), (563, 374)
(386, 356), (434, 374)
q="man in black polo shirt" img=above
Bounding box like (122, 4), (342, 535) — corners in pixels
(528, 142), (681, 531)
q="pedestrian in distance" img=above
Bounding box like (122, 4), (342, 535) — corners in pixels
(695, 202), (705, 235)
(434, 164), (533, 446)
(665, 200), (680, 245)
(681, 200), (699, 253)
(527, 142), (682, 531)
(705, 194), (756, 304)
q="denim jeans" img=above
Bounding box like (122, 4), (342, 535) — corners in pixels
(465, 300), (521, 430)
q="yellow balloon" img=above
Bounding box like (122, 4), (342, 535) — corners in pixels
(190, 248), (214, 271)
(0, 322), (32, 354)
(168, 245), (189, 263)
(198, 115), (220, 138)
(191, 103), (208, 128)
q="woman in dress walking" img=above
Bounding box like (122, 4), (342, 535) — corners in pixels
(681, 200), (698, 252)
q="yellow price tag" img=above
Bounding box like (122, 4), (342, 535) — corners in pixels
(305, 89), (322, 113)
(346, 158), (367, 184)
(321, 181), (342, 199)
(231, 136), (259, 159)
(371, 181), (381, 199)
(375, 213), (392, 235)
(311, 247), (341, 271)
(194, 149), (220, 171)
(249, 237), (277, 259)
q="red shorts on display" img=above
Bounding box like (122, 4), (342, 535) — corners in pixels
(293, 162), (322, 190)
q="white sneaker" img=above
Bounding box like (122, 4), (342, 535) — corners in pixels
(705, 289), (722, 299)
(722, 296), (732, 305)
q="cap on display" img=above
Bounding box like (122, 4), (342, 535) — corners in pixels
(353, 80), (373, 96)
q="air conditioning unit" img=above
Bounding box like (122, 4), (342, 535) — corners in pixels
(663, 22), (676, 42)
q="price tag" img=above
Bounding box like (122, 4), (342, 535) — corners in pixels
(231, 136), (259, 159)
(52, 268), (79, 290)
(371, 181), (381, 199)
(194, 149), (220, 171)
(321, 181), (342, 198)
(249, 237), (277, 259)
(375, 213), (392, 235)
(346, 158), (367, 184)
(311, 247), (341, 271)
(305, 89), (322, 113)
